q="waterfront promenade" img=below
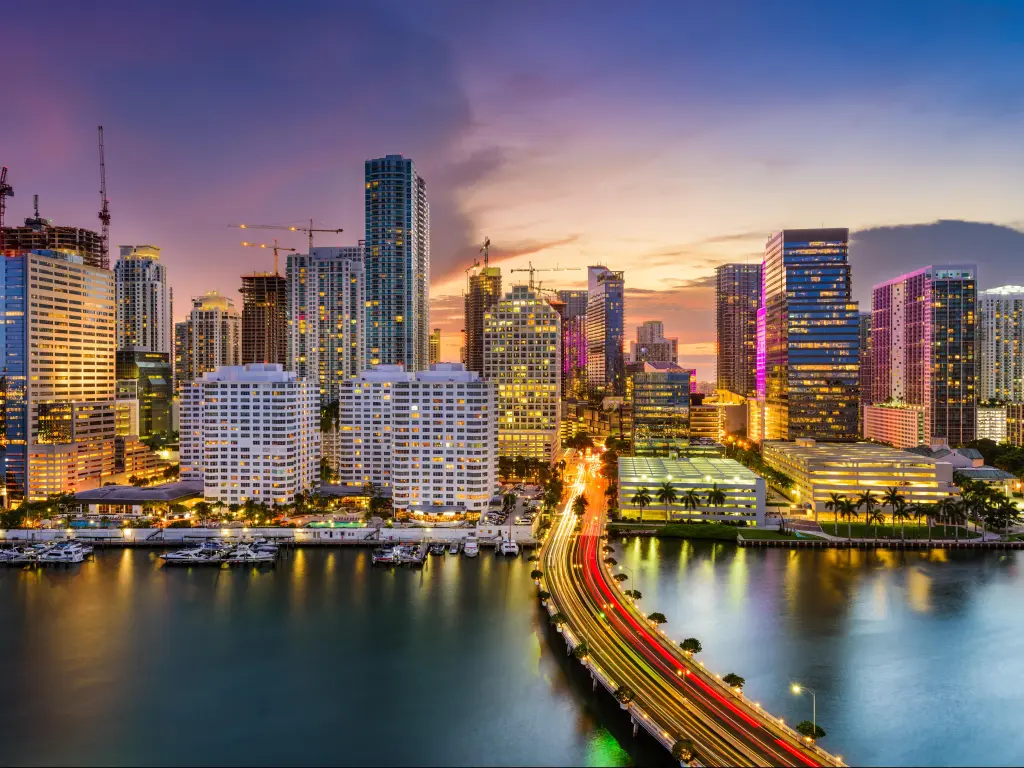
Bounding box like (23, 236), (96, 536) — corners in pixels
(541, 458), (845, 767)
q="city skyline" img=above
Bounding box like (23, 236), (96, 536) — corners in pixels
(5, 2), (1024, 377)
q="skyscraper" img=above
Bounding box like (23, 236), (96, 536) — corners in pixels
(715, 263), (761, 396)
(0, 248), (116, 501)
(586, 266), (625, 396)
(558, 289), (588, 397)
(630, 362), (691, 456)
(464, 265), (502, 374)
(2, 200), (104, 267)
(629, 320), (678, 364)
(114, 245), (171, 354)
(240, 273), (287, 366)
(859, 312), (873, 432)
(756, 229), (859, 442)
(978, 285), (1024, 402)
(484, 285), (561, 461)
(869, 265), (977, 446)
(174, 291), (241, 391)
(286, 246), (366, 404)
(116, 351), (172, 440)
(364, 154), (430, 371)
(429, 328), (441, 364)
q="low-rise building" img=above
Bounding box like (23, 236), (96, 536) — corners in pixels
(762, 438), (958, 512)
(617, 456), (765, 525)
(977, 404), (1008, 443)
(1009, 403), (1024, 447)
(905, 443), (1016, 497)
(863, 402), (927, 449)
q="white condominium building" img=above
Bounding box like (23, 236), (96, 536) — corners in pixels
(114, 245), (172, 354)
(483, 285), (562, 461)
(180, 364), (319, 505)
(175, 291), (241, 391)
(336, 364), (497, 514)
(978, 286), (1024, 402)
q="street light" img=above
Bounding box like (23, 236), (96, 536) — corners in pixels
(791, 683), (816, 739)
(618, 563), (636, 594)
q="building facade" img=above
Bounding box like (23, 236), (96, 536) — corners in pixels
(174, 292), (241, 391)
(859, 312), (873, 433)
(429, 328), (441, 364)
(240, 273), (287, 367)
(756, 229), (860, 442)
(180, 364), (319, 505)
(871, 265), (977, 446)
(286, 247), (366, 404)
(1008, 403), (1024, 447)
(114, 245), (172, 354)
(629, 320), (678, 364)
(464, 266), (502, 374)
(558, 289), (588, 397)
(978, 286), (1024, 402)
(715, 263), (761, 396)
(0, 249), (116, 501)
(629, 362), (691, 456)
(587, 266), (625, 395)
(484, 285), (561, 461)
(364, 154), (430, 371)
(2, 205), (104, 267)
(977, 404), (1008, 443)
(862, 402), (927, 449)
(115, 351), (172, 440)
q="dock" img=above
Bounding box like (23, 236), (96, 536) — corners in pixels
(738, 535), (1024, 550)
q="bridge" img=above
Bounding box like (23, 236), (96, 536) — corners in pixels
(540, 457), (846, 767)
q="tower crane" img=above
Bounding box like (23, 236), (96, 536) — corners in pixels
(480, 236), (491, 266)
(509, 261), (580, 289)
(0, 167), (12, 252)
(97, 126), (111, 269)
(230, 220), (343, 252)
(240, 239), (296, 276)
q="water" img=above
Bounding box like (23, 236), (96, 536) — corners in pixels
(2, 544), (1022, 766)
(616, 538), (1024, 766)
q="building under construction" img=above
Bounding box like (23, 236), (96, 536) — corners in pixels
(464, 265), (502, 375)
(240, 273), (288, 366)
(2, 198), (104, 267)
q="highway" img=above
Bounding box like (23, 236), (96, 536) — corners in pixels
(540, 456), (845, 768)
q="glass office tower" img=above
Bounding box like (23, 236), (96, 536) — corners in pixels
(586, 266), (625, 396)
(115, 351), (173, 440)
(715, 263), (761, 396)
(364, 155), (430, 371)
(757, 228), (860, 441)
(630, 362), (692, 456)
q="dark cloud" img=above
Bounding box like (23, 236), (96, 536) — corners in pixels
(850, 220), (1024, 305)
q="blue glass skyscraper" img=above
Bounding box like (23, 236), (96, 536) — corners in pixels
(586, 266), (625, 395)
(364, 155), (430, 371)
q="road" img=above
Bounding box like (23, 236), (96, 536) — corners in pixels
(541, 456), (845, 768)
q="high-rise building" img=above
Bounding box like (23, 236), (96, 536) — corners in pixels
(364, 154), (430, 371)
(0, 249), (116, 501)
(629, 362), (691, 456)
(335, 364), (497, 515)
(859, 312), (873, 433)
(977, 404), (1008, 443)
(629, 320), (678, 364)
(286, 247), (366, 405)
(429, 328), (441, 365)
(870, 265), (977, 446)
(180, 364), (319, 505)
(484, 285), (561, 461)
(978, 286), (1024, 402)
(115, 351), (172, 440)
(240, 273), (287, 367)
(2, 201), (104, 267)
(174, 292), (241, 391)
(114, 245), (172, 354)
(464, 265), (502, 374)
(715, 263), (761, 396)
(587, 266), (625, 396)
(755, 229), (859, 442)
(558, 289), (588, 397)
(1008, 403), (1024, 447)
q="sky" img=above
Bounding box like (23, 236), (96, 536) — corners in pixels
(4, 0), (1024, 378)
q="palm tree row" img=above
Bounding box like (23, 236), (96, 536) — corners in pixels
(629, 483), (727, 522)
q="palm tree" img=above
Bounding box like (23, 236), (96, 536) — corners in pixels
(680, 489), (701, 521)
(705, 483), (726, 510)
(630, 487), (653, 522)
(825, 492), (846, 535)
(838, 497), (857, 541)
(671, 738), (696, 765)
(866, 508), (885, 539)
(571, 494), (589, 517)
(857, 489), (878, 533)
(502, 491), (517, 516)
(882, 486), (905, 537)
(946, 498), (968, 541)
(656, 482), (678, 522)
(891, 501), (912, 540)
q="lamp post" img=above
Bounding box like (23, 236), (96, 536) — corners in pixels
(618, 564), (635, 595)
(790, 683), (816, 738)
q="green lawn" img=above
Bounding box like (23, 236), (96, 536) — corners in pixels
(608, 522), (750, 541)
(817, 521), (981, 540)
(740, 529), (823, 541)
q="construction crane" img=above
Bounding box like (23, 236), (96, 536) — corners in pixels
(0, 167), (12, 251)
(480, 236), (491, 266)
(240, 239), (296, 276)
(509, 261), (580, 289)
(97, 126), (111, 269)
(230, 220), (343, 252)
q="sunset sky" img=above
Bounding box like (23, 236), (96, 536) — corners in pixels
(5, 1), (1024, 378)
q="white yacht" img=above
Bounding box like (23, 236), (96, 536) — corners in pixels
(463, 536), (479, 558)
(39, 541), (87, 564)
(499, 538), (520, 556)
(160, 546), (205, 563)
(227, 543), (275, 564)
(448, 541), (460, 555)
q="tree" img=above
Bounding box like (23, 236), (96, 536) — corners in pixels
(572, 494), (589, 517)
(680, 489), (701, 521)
(671, 738), (696, 765)
(680, 637), (702, 655)
(537, 590), (551, 601)
(613, 573), (628, 582)
(319, 399), (340, 433)
(857, 489), (878, 533)
(824, 492), (846, 536)
(705, 483), (726, 509)
(530, 569), (543, 581)
(866, 508), (885, 539)
(656, 481), (678, 522)
(796, 721), (826, 741)
(624, 589), (642, 600)
(944, 498), (967, 541)
(319, 456), (335, 485)
(503, 491), (518, 516)
(613, 685), (635, 704)
(838, 497), (857, 541)
(722, 673), (745, 690)
(192, 501), (212, 527)
(513, 455), (530, 481)
(891, 499), (912, 540)
(882, 486), (905, 536)
(630, 487), (652, 521)
(549, 612), (568, 627)
(573, 641), (590, 660)
(498, 456), (514, 481)
(647, 611), (667, 626)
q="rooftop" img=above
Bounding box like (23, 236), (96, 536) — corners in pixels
(74, 481), (204, 504)
(765, 440), (941, 466)
(619, 456), (759, 485)
(199, 363), (298, 383)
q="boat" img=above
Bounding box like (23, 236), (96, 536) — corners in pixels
(429, 542), (446, 555)
(448, 541), (460, 555)
(226, 543), (275, 564)
(0, 546), (37, 564)
(372, 546), (399, 565)
(251, 537), (279, 554)
(463, 537), (479, 558)
(499, 538), (520, 556)
(39, 541), (87, 564)
(160, 546), (206, 563)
